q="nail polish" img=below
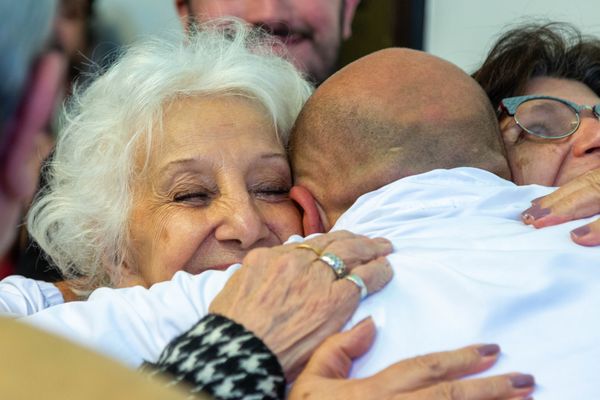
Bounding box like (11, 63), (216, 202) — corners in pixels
(522, 204), (550, 222)
(510, 374), (535, 388)
(477, 344), (500, 357)
(571, 225), (591, 238)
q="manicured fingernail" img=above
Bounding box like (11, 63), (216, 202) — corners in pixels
(522, 204), (550, 222)
(477, 344), (500, 357)
(510, 374), (535, 388)
(571, 225), (591, 238)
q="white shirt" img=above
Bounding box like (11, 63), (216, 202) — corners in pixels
(0, 275), (63, 317)
(20, 168), (600, 399)
(332, 168), (600, 399)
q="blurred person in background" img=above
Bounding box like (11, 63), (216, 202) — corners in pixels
(55, 0), (95, 91)
(175, 0), (360, 83)
(13, 0), (121, 282)
(0, 2), (197, 398)
(0, 0), (66, 279)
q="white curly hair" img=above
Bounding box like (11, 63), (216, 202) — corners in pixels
(27, 19), (313, 290)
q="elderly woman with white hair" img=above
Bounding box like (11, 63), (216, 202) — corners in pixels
(0, 18), (395, 399)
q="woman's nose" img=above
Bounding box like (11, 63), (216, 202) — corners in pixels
(572, 116), (600, 157)
(213, 195), (270, 249)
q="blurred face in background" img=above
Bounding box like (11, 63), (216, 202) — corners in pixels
(176, 0), (360, 83)
(55, 0), (92, 64)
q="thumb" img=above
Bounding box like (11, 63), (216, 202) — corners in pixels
(301, 317), (375, 379)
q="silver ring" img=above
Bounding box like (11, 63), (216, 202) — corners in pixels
(344, 274), (368, 300)
(319, 252), (347, 279)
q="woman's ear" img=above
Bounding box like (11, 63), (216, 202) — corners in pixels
(108, 252), (146, 288)
(290, 185), (325, 235)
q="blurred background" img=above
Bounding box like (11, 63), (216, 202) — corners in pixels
(95, 0), (600, 73)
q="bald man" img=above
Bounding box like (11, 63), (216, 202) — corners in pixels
(289, 48), (510, 229)
(287, 48), (600, 399)
(19, 49), (600, 399)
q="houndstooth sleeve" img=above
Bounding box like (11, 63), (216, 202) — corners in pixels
(143, 314), (286, 399)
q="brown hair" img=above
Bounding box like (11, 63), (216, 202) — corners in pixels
(472, 22), (600, 109)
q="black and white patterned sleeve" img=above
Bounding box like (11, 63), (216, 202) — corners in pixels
(143, 314), (286, 400)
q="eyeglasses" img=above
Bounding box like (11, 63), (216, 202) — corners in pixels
(498, 95), (600, 139)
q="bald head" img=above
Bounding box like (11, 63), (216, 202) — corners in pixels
(290, 48), (510, 228)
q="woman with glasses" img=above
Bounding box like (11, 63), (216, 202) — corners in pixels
(474, 22), (600, 246)
(473, 22), (600, 187)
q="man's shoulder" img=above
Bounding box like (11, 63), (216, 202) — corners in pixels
(333, 167), (552, 232)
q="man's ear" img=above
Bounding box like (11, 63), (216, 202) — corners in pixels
(342, 0), (361, 40)
(2, 51), (65, 200)
(290, 185), (325, 235)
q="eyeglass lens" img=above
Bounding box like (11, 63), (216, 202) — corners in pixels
(515, 98), (579, 138)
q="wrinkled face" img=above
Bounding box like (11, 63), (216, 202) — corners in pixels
(182, 0), (355, 83)
(499, 77), (600, 186)
(123, 95), (302, 287)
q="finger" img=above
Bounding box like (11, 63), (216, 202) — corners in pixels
(323, 236), (394, 269)
(523, 187), (600, 228)
(571, 218), (600, 246)
(272, 231), (361, 258)
(393, 373), (535, 400)
(368, 344), (501, 393)
(334, 256), (393, 302)
(300, 317), (376, 379)
(301, 230), (363, 251)
(535, 172), (593, 206)
(541, 168), (600, 208)
(522, 168), (600, 227)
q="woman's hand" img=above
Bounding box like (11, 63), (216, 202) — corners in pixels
(291, 318), (535, 400)
(209, 230), (394, 380)
(522, 168), (600, 246)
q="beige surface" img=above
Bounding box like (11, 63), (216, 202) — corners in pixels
(0, 317), (208, 399)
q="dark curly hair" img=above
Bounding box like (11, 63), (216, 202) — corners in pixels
(472, 22), (600, 110)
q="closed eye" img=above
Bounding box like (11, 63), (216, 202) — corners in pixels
(174, 191), (211, 204)
(253, 187), (291, 201)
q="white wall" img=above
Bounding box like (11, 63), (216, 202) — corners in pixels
(425, 0), (600, 73)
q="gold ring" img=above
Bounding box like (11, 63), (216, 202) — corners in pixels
(296, 243), (322, 256)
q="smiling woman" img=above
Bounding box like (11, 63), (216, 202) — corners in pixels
(27, 19), (312, 291)
(125, 95), (302, 286)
